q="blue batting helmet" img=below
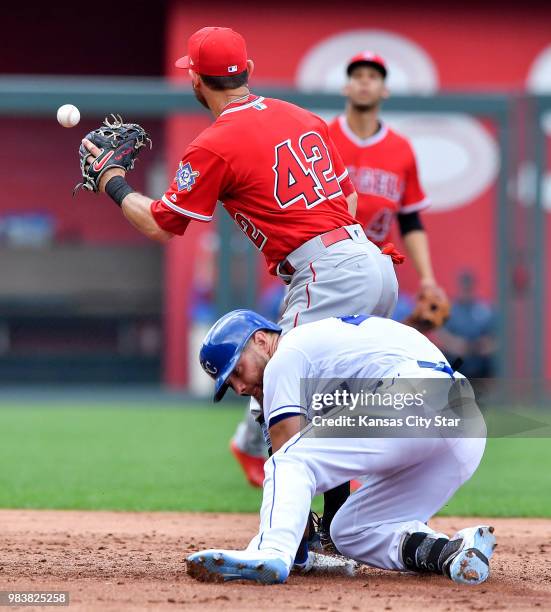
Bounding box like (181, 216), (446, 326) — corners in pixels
(200, 309), (282, 402)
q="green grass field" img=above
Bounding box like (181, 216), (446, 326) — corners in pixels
(0, 403), (549, 516)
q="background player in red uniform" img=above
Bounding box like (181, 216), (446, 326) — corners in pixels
(80, 27), (400, 555)
(328, 51), (445, 301)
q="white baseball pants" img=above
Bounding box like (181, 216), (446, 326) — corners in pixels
(246, 368), (486, 571)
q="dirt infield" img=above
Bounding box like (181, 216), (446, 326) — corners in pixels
(1, 510), (550, 611)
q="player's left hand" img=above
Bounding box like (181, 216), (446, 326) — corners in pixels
(81, 139), (125, 193)
(73, 114), (151, 195)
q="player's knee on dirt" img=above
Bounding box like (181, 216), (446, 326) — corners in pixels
(401, 532), (461, 575)
(328, 510), (361, 560)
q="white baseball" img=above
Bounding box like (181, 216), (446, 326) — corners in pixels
(56, 104), (81, 128)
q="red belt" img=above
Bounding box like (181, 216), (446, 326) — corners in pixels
(279, 227), (351, 275)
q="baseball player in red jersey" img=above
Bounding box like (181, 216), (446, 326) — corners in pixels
(328, 51), (444, 299)
(80, 27), (399, 550)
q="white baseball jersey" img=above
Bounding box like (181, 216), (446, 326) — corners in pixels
(263, 315), (448, 428)
(246, 315), (486, 572)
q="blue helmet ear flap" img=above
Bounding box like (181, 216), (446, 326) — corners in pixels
(199, 309), (282, 402)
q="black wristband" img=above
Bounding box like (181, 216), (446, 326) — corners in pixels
(105, 175), (135, 207)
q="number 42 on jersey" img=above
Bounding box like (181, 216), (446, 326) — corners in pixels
(273, 131), (343, 208)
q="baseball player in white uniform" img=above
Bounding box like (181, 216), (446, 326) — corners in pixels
(187, 310), (495, 585)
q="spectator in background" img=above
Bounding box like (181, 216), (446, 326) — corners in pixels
(434, 270), (495, 379)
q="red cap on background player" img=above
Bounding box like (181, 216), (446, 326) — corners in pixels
(175, 27), (249, 76)
(346, 51), (387, 78)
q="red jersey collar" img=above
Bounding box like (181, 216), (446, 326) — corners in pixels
(219, 94), (264, 116)
(338, 115), (389, 148)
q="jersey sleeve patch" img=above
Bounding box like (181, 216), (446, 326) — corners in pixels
(175, 161), (200, 192)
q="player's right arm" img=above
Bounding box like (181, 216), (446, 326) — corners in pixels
(84, 138), (230, 242)
(269, 415), (306, 453)
(120, 191), (174, 243)
(82, 138), (172, 242)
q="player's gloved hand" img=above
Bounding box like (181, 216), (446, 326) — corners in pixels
(404, 284), (450, 333)
(73, 114), (151, 194)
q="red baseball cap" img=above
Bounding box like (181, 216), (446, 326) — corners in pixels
(346, 51), (387, 78)
(175, 26), (248, 77)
